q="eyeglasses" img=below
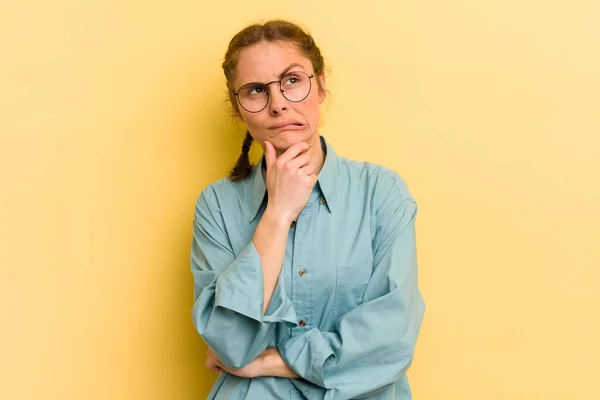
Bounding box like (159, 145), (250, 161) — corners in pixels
(233, 71), (315, 113)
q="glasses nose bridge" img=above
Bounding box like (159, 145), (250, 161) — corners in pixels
(264, 79), (283, 94)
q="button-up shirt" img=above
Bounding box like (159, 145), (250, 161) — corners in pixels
(191, 136), (425, 399)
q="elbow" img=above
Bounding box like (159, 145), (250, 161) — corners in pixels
(192, 310), (266, 370)
(377, 349), (414, 386)
(387, 340), (417, 375)
(383, 329), (419, 375)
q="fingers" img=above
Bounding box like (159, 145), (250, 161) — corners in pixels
(205, 349), (225, 373)
(294, 166), (318, 190)
(265, 140), (311, 176)
(205, 357), (218, 372)
(276, 141), (310, 165)
(303, 170), (318, 186)
(209, 361), (224, 373)
(263, 141), (276, 171)
(206, 364), (221, 373)
(286, 153), (311, 171)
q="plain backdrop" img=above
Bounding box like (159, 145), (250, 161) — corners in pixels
(1, 0), (599, 399)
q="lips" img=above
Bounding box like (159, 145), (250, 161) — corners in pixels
(269, 121), (305, 130)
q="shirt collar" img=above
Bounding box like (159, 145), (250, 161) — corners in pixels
(248, 135), (338, 222)
(316, 136), (338, 214)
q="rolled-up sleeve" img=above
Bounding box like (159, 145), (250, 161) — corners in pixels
(278, 190), (425, 399)
(191, 189), (297, 369)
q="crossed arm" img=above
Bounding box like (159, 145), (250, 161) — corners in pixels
(206, 347), (299, 379)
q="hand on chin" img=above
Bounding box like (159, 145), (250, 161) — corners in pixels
(268, 134), (312, 154)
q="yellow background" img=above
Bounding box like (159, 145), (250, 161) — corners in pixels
(1, 0), (599, 399)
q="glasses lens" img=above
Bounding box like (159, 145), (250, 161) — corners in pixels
(238, 83), (268, 112)
(281, 71), (311, 102)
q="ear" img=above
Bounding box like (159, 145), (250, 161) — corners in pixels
(317, 73), (327, 104)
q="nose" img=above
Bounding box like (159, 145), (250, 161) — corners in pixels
(266, 83), (288, 115)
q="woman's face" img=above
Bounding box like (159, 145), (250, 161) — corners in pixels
(233, 41), (326, 152)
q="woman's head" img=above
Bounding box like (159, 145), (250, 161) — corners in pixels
(222, 20), (327, 181)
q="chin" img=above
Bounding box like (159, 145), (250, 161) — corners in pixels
(271, 130), (316, 150)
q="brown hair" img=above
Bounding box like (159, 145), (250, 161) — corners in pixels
(222, 20), (326, 182)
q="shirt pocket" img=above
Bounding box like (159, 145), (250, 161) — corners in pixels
(332, 265), (372, 322)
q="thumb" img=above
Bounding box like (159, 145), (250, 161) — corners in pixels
(264, 140), (276, 169)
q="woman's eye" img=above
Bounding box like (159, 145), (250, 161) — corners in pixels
(284, 76), (300, 85)
(247, 86), (265, 96)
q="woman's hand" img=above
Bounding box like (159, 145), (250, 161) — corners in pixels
(263, 140), (318, 224)
(205, 348), (300, 379)
(205, 347), (225, 374)
(205, 348), (266, 378)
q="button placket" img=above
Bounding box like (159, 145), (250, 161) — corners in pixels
(290, 203), (315, 335)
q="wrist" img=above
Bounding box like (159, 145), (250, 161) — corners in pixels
(258, 348), (299, 379)
(263, 206), (295, 227)
(258, 350), (274, 377)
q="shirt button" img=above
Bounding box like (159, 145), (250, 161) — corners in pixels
(320, 198), (326, 205)
(298, 269), (307, 277)
(290, 220), (297, 228)
(298, 319), (307, 327)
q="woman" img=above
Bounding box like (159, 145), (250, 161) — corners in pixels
(191, 20), (425, 400)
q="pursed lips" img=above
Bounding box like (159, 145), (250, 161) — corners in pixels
(269, 122), (305, 130)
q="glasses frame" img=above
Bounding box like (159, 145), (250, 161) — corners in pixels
(233, 71), (315, 113)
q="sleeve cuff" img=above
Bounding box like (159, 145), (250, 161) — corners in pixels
(278, 328), (335, 388)
(214, 241), (297, 325)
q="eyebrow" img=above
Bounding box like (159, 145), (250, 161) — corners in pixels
(235, 63), (308, 92)
(278, 63), (306, 78)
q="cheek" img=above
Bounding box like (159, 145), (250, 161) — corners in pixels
(305, 96), (322, 120)
(241, 113), (268, 135)
(240, 113), (259, 127)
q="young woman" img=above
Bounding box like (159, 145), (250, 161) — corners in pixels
(191, 20), (425, 400)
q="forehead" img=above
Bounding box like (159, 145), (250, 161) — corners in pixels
(235, 41), (311, 85)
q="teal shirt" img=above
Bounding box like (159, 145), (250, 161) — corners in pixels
(191, 136), (425, 400)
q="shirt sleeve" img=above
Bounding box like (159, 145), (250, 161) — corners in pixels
(277, 184), (425, 399)
(191, 188), (298, 369)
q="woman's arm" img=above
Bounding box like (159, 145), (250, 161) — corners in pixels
(252, 208), (291, 315)
(261, 348), (300, 378)
(192, 141), (318, 369)
(209, 348), (300, 379)
(191, 189), (297, 369)
(255, 140), (319, 314)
